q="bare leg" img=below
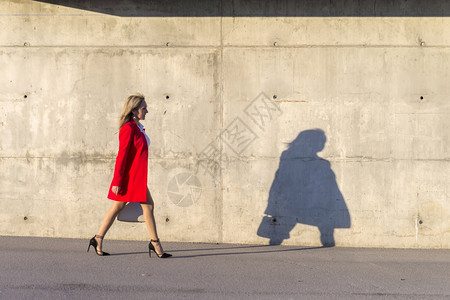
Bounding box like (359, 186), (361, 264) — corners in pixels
(140, 189), (166, 255)
(95, 201), (126, 253)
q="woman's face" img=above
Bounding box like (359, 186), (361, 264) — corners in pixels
(135, 100), (148, 120)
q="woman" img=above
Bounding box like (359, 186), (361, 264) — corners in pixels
(87, 94), (172, 258)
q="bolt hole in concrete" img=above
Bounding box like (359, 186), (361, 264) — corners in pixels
(273, 95), (277, 99)
(273, 41), (278, 46)
(420, 96), (424, 100)
(166, 42), (170, 46)
(165, 95), (170, 100)
(24, 216), (28, 220)
(272, 218), (277, 223)
(419, 220), (423, 224)
(23, 42), (30, 46)
(165, 218), (170, 222)
(24, 95), (27, 99)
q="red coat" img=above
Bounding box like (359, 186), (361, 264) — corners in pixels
(107, 120), (148, 202)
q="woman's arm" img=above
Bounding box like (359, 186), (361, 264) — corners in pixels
(111, 123), (134, 191)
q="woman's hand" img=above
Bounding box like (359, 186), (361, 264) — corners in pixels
(111, 186), (121, 195)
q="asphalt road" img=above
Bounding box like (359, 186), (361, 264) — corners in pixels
(0, 236), (449, 299)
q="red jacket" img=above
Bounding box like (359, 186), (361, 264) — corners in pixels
(107, 120), (148, 202)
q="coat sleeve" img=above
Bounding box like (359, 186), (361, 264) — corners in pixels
(111, 123), (134, 187)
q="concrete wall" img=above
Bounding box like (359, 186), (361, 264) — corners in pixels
(1, 0), (449, 248)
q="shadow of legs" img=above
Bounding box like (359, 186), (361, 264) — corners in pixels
(319, 226), (335, 247)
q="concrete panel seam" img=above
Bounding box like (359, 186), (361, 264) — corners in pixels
(2, 45), (450, 49)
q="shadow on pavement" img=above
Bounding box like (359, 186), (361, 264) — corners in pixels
(110, 244), (326, 258)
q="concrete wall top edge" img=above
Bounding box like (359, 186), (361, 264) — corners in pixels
(29, 0), (450, 17)
(4, 1), (450, 47)
(3, 16), (450, 47)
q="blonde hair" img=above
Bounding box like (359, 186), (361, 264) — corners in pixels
(118, 94), (145, 129)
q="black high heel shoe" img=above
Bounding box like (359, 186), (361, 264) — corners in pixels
(87, 235), (110, 256)
(148, 239), (172, 258)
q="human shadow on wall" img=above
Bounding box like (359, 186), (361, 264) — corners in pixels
(257, 129), (350, 247)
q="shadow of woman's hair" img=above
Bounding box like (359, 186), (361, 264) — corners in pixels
(285, 128), (327, 158)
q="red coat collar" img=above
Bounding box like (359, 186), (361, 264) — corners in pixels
(131, 119), (146, 132)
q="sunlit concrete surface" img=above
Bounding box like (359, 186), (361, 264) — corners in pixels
(0, 1), (449, 248)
